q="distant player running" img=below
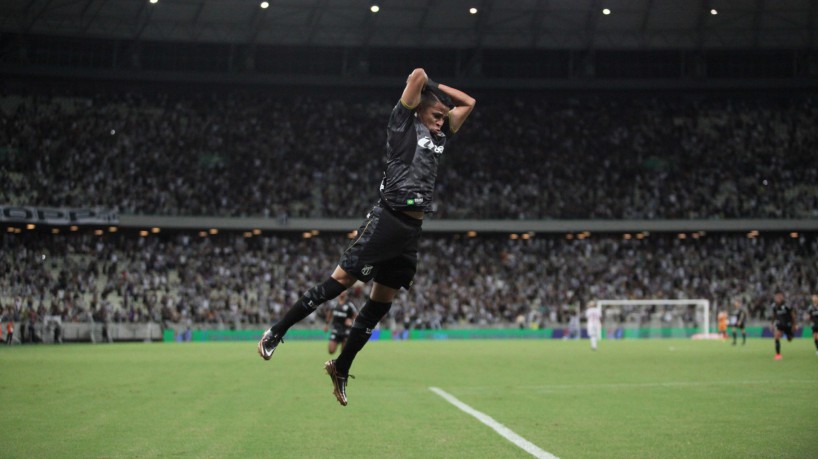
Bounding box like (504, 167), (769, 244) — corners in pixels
(807, 294), (818, 356)
(770, 290), (796, 360)
(729, 298), (748, 346)
(585, 301), (602, 350)
(258, 68), (475, 406)
(324, 290), (358, 355)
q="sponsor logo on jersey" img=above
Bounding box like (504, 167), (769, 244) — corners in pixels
(361, 265), (373, 276)
(418, 137), (444, 154)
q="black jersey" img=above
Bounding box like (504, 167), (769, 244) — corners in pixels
(808, 305), (818, 328)
(379, 101), (447, 213)
(730, 307), (748, 327)
(772, 302), (794, 325)
(330, 300), (357, 329)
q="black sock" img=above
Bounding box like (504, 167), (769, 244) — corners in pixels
(333, 328), (369, 376)
(732, 331), (736, 344)
(814, 338), (818, 351)
(271, 278), (346, 336)
(742, 332), (746, 344)
(334, 299), (392, 375)
(775, 339), (780, 354)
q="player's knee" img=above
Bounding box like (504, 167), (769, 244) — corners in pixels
(303, 278), (347, 310)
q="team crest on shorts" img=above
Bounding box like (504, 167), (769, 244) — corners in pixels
(361, 265), (373, 276)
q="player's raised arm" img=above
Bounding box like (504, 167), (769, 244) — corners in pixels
(433, 82), (476, 134)
(401, 68), (428, 109)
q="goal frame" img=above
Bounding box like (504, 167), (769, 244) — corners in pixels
(595, 299), (710, 338)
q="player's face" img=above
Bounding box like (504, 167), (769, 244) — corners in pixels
(774, 293), (784, 303)
(417, 100), (450, 136)
(812, 294), (818, 306)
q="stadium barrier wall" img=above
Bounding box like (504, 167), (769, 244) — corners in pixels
(3, 322), (164, 343)
(118, 215), (818, 233)
(1, 323), (802, 343)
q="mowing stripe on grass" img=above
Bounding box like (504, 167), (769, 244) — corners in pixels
(429, 386), (559, 459)
(517, 379), (817, 391)
(443, 379), (816, 395)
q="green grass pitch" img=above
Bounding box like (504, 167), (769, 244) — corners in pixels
(1, 338), (816, 458)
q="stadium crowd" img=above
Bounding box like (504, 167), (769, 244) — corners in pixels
(2, 232), (816, 333)
(2, 90), (817, 219)
(3, 86), (816, 337)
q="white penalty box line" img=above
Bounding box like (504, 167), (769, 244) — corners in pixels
(429, 387), (559, 459)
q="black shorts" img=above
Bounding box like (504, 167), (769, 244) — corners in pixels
(776, 323), (794, 339)
(338, 202), (422, 290)
(329, 327), (350, 342)
(812, 325), (818, 334)
(732, 322), (745, 330)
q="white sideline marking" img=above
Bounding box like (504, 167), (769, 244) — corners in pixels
(429, 387), (559, 459)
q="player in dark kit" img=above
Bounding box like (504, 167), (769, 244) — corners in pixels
(730, 298), (748, 346)
(807, 294), (818, 356)
(770, 290), (797, 360)
(257, 68), (476, 406)
(324, 290), (358, 355)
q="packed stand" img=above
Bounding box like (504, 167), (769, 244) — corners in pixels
(2, 232), (816, 332)
(2, 91), (817, 219)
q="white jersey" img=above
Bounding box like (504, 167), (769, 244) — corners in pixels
(586, 305), (602, 345)
(585, 306), (602, 326)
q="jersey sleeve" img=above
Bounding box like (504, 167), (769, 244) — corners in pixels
(386, 100), (419, 163)
(389, 100), (414, 133)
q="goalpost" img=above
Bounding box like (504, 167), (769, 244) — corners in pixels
(595, 299), (710, 339)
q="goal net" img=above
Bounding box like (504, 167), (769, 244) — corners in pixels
(595, 299), (711, 339)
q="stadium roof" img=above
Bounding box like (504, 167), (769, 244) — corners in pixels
(1, 0), (816, 50)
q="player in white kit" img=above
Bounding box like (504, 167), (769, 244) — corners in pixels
(585, 301), (602, 350)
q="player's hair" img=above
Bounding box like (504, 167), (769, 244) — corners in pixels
(420, 86), (453, 110)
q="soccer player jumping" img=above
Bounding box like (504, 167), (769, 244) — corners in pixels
(258, 68), (475, 406)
